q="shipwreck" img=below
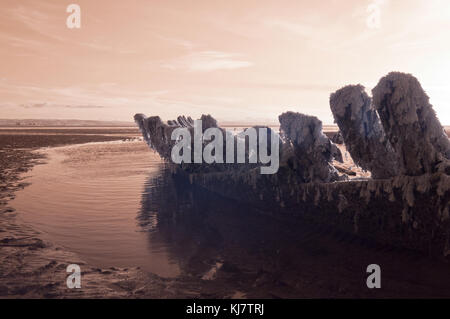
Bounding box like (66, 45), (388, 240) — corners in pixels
(134, 72), (450, 258)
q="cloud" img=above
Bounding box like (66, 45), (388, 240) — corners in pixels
(19, 103), (106, 109)
(264, 19), (317, 38)
(157, 35), (195, 49)
(162, 51), (253, 72)
(0, 4), (136, 55)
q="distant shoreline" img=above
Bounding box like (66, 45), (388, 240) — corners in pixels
(0, 123), (448, 139)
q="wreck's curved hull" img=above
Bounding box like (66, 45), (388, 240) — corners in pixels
(177, 166), (449, 257)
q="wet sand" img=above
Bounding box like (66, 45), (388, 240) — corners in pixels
(1, 128), (450, 299)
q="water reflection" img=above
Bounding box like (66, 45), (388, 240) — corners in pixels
(137, 169), (328, 288)
(138, 169), (239, 278)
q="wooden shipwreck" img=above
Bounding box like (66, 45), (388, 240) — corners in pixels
(134, 72), (450, 257)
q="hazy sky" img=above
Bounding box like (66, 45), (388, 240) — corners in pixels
(1, 0), (450, 124)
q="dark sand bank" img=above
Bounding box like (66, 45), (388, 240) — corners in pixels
(0, 130), (139, 189)
(0, 127), (139, 136)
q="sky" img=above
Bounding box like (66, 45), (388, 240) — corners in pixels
(0, 0), (450, 124)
